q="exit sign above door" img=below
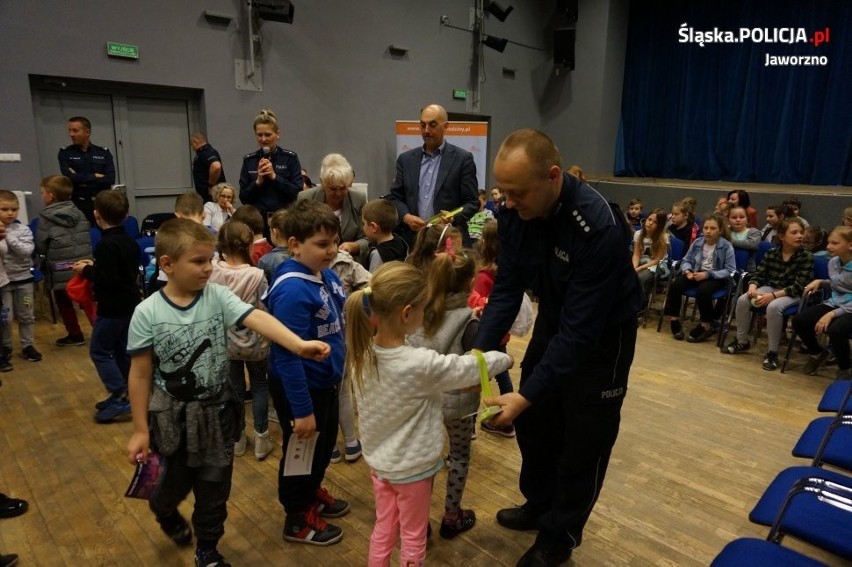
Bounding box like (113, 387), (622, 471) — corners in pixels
(106, 42), (139, 59)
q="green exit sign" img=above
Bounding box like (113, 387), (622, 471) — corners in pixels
(106, 42), (139, 59)
(452, 89), (468, 100)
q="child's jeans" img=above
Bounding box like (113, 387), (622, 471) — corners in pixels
(1, 281), (35, 349)
(369, 474), (431, 567)
(90, 315), (131, 394)
(229, 359), (269, 433)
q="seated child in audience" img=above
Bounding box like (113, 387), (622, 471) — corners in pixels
(714, 196), (731, 217)
(485, 186), (503, 213)
(793, 225), (852, 380)
(803, 226), (829, 257)
(667, 200), (695, 247)
(407, 224), (462, 272)
(632, 208), (669, 295)
(208, 220), (274, 461)
(73, 191), (141, 423)
(362, 199), (408, 273)
(727, 206), (762, 270)
(35, 175), (93, 346)
(782, 198), (808, 227)
(723, 219), (811, 371)
(469, 220), (515, 406)
(664, 213), (735, 343)
(0, 190), (40, 363)
(257, 209), (291, 284)
(407, 250), (488, 540)
(126, 218), (329, 567)
(345, 262), (512, 566)
(727, 189), (759, 228)
(262, 200), (349, 546)
(626, 198), (644, 231)
(466, 190), (495, 241)
(233, 205), (273, 264)
(761, 205), (788, 244)
(0, 221), (11, 373)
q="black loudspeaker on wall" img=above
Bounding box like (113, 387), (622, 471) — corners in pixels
(557, 0), (578, 22)
(554, 28), (575, 70)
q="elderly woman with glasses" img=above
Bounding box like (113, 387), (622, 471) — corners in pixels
(297, 153), (369, 263)
(204, 182), (236, 231)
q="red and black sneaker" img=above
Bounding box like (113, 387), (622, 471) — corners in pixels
(314, 487), (350, 518)
(283, 505), (343, 546)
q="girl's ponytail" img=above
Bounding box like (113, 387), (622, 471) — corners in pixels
(344, 288), (375, 394)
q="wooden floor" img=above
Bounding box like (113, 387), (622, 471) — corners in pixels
(1, 312), (850, 566)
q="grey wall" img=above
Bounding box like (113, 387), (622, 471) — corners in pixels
(3, 0), (618, 216)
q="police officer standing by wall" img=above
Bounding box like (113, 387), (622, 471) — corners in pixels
(474, 129), (642, 567)
(239, 109), (302, 232)
(190, 132), (225, 202)
(58, 116), (115, 226)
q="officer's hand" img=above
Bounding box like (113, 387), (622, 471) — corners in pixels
(483, 392), (531, 426)
(95, 173), (104, 179)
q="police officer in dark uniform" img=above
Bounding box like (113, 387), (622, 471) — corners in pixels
(238, 109), (302, 235)
(474, 130), (643, 567)
(190, 132), (225, 202)
(58, 116), (116, 226)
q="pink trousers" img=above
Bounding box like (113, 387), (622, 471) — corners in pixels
(368, 473), (432, 567)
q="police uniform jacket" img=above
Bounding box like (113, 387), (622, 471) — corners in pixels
(472, 173), (643, 405)
(239, 146), (302, 213)
(58, 144), (116, 198)
(192, 143), (226, 198)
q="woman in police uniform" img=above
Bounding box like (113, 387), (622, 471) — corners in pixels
(238, 109), (303, 233)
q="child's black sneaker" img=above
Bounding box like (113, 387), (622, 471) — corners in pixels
(283, 506), (343, 546)
(723, 339), (750, 354)
(762, 351), (779, 371)
(195, 548), (230, 567)
(22, 346), (42, 362)
(56, 334), (85, 347)
(687, 324), (715, 343)
(157, 512), (192, 546)
(803, 350), (829, 375)
(670, 320), (684, 341)
(314, 487), (350, 518)
(439, 509), (476, 539)
(0, 357), (11, 373)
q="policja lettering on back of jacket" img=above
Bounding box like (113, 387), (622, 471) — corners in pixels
(554, 246), (570, 263)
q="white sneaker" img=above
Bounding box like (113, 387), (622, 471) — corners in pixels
(234, 432), (247, 457)
(255, 429), (274, 460)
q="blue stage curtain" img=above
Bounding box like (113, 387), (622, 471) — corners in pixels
(615, 1), (852, 185)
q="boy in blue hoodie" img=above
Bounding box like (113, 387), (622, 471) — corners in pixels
(263, 199), (349, 547)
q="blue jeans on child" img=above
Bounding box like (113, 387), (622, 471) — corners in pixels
(90, 315), (131, 394)
(1, 280), (35, 349)
(229, 359), (269, 433)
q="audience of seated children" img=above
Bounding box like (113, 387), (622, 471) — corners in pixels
(761, 205), (791, 244)
(73, 191), (141, 423)
(35, 175), (93, 346)
(208, 220), (274, 461)
(632, 208), (669, 295)
(125, 218), (329, 567)
(261, 199), (350, 546)
(257, 209), (291, 284)
(466, 190), (495, 241)
(408, 249), (483, 539)
(468, 219), (515, 437)
(723, 219), (812, 371)
(727, 205), (762, 270)
(203, 183), (236, 232)
(793, 225), (852, 380)
(626, 198), (644, 231)
(665, 213), (735, 343)
(361, 199), (408, 273)
(344, 262), (512, 567)
(0, 190), (40, 363)
(803, 225), (829, 257)
(232, 205), (273, 265)
(782, 198), (808, 227)
(667, 200), (695, 247)
(0, 222), (10, 373)
(327, 248), (371, 465)
(727, 189), (759, 228)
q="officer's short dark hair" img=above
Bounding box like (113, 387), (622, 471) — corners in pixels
(68, 116), (91, 130)
(95, 191), (129, 226)
(283, 200), (340, 244)
(497, 129), (562, 176)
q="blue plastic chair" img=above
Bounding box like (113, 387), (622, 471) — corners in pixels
(780, 255), (831, 373)
(791, 414), (852, 473)
(749, 466), (852, 561)
(123, 215), (140, 239)
(654, 237), (685, 332)
(711, 537), (825, 567)
(27, 217), (57, 323)
(817, 381), (852, 413)
(755, 240), (775, 266)
(89, 226), (102, 249)
(717, 248), (752, 346)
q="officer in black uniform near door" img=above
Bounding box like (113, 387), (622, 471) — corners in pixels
(474, 129), (643, 567)
(58, 116), (115, 226)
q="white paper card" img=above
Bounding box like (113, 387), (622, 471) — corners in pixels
(282, 432), (319, 477)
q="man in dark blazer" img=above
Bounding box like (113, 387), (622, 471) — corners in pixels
(387, 104), (480, 247)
